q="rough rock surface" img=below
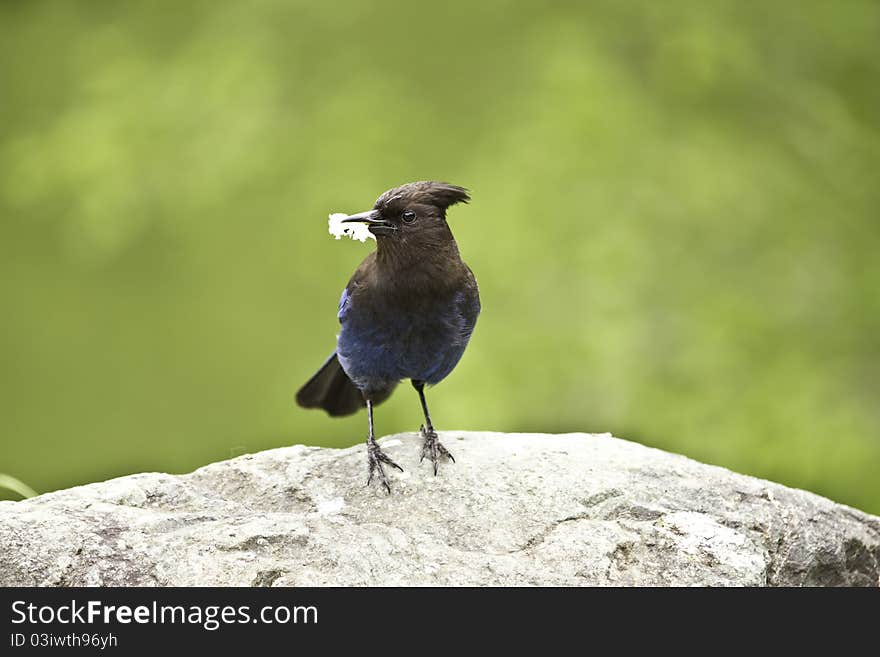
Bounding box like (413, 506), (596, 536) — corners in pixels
(1, 432), (878, 586)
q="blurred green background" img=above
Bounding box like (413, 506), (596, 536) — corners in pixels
(2, 0), (879, 513)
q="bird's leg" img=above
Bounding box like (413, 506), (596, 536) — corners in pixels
(412, 380), (455, 475)
(365, 398), (402, 494)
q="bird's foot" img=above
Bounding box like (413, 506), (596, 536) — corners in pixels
(366, 439), (403, 494)
(419, 425), (455, 475)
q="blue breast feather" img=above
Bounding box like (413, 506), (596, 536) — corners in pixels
(336, 287), (479, 390)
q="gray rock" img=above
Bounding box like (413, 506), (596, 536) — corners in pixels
(1, 432), (878, 586)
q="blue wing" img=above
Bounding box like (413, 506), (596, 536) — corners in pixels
(337, 287), (351, 323)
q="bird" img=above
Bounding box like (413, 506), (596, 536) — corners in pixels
(296, 181), (481, 493)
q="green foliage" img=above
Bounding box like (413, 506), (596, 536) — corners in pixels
(0, 474), (37, 500)
(1, 1), (878, 512)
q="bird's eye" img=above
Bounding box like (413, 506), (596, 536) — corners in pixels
(402, 210), (417, 223)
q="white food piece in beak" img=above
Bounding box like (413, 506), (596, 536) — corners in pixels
(328, 212), (376, 242)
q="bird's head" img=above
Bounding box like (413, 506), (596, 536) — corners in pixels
(341, 181), (470, 244)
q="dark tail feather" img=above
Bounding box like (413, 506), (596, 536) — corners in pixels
(296, 352), (396, 417)
(296, 352), (364, 417)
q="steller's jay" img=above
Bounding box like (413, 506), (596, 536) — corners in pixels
(296, 181), (480, 492)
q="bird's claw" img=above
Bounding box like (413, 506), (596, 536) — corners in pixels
(419, 425), (455, 475)
(366, 439), (403, 494)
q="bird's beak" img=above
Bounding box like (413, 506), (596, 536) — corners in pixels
(341, 210), (397, 236)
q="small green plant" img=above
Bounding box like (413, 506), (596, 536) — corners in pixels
(0, 474), (37, 499)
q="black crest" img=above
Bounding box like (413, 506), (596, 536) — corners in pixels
(375, 181), (470, 213)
